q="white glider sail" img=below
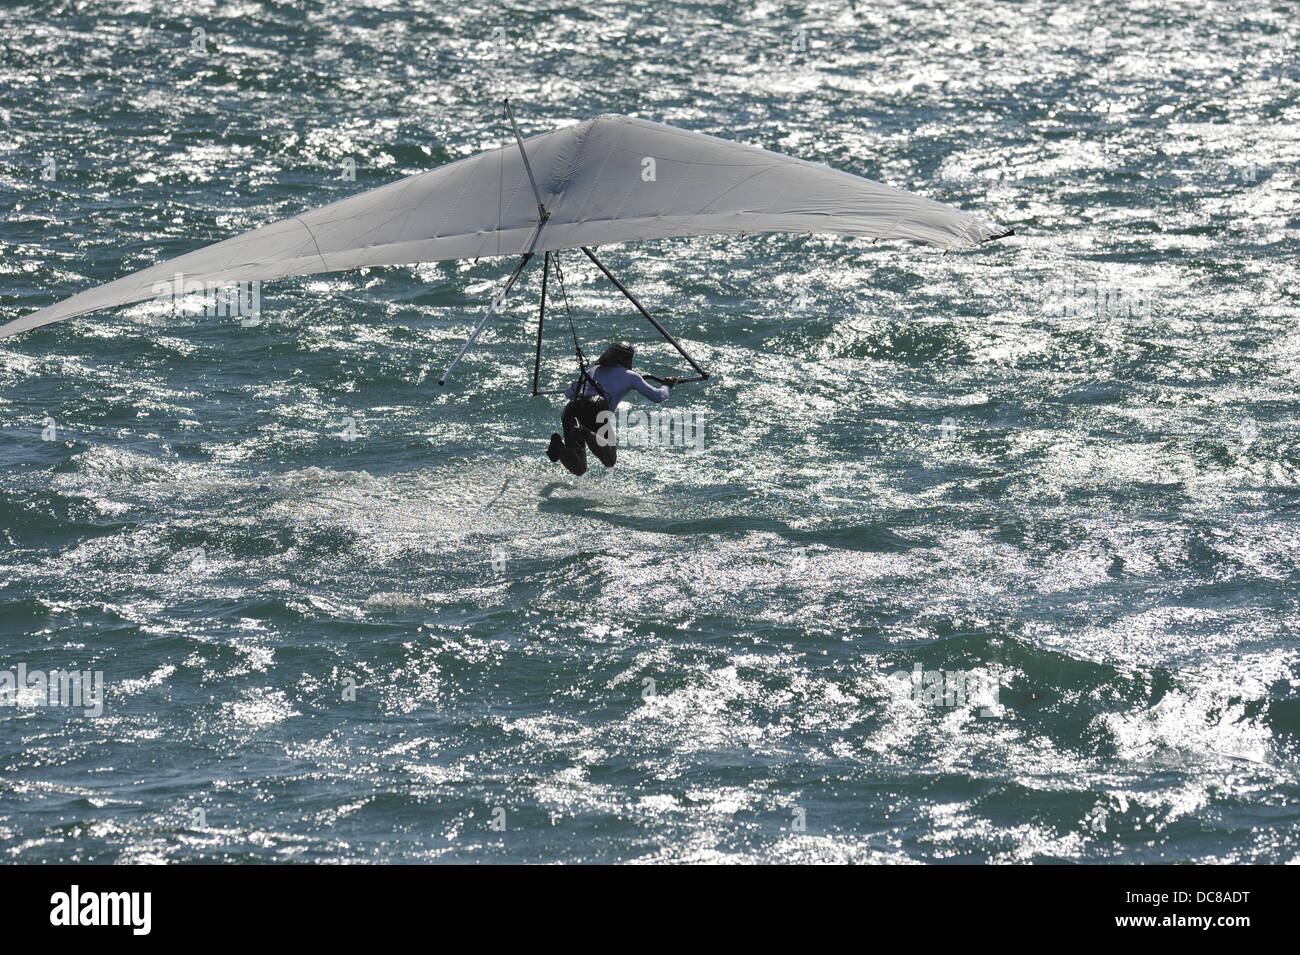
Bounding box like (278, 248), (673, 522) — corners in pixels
(0, 113), (1010, 340)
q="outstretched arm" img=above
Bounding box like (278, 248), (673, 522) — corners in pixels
(628, 371), (671, 404)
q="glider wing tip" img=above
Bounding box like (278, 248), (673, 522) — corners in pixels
(0, 317), (32, 340)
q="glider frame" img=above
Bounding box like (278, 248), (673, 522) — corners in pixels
(529, 248), (710, 396)
(443, 99), (709, 396)
(436, 221), (544, 386)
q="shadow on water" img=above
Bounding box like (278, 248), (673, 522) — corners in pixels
(536, 481), (920, 551)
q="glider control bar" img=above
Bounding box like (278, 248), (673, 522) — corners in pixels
(438, 221), (546, 386)
(580, 246), (709, 383)
(437, 253), (533, 386)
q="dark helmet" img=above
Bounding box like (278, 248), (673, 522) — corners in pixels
(597, 341), (635, 368)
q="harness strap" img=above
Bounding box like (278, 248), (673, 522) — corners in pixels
(551, 252), (608, 401)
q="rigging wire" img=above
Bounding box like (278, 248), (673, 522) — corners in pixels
(550, 252), (603, 398)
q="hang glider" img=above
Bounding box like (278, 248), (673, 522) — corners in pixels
(0, 103), (1012, 387)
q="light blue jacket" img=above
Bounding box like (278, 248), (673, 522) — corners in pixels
(566, 364), (670, 410)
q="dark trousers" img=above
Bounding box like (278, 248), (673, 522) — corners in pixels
(559, 395), (616, 476)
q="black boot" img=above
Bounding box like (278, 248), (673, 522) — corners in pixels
(559, 446), (588, 476)
(546, 433), (564, 462)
